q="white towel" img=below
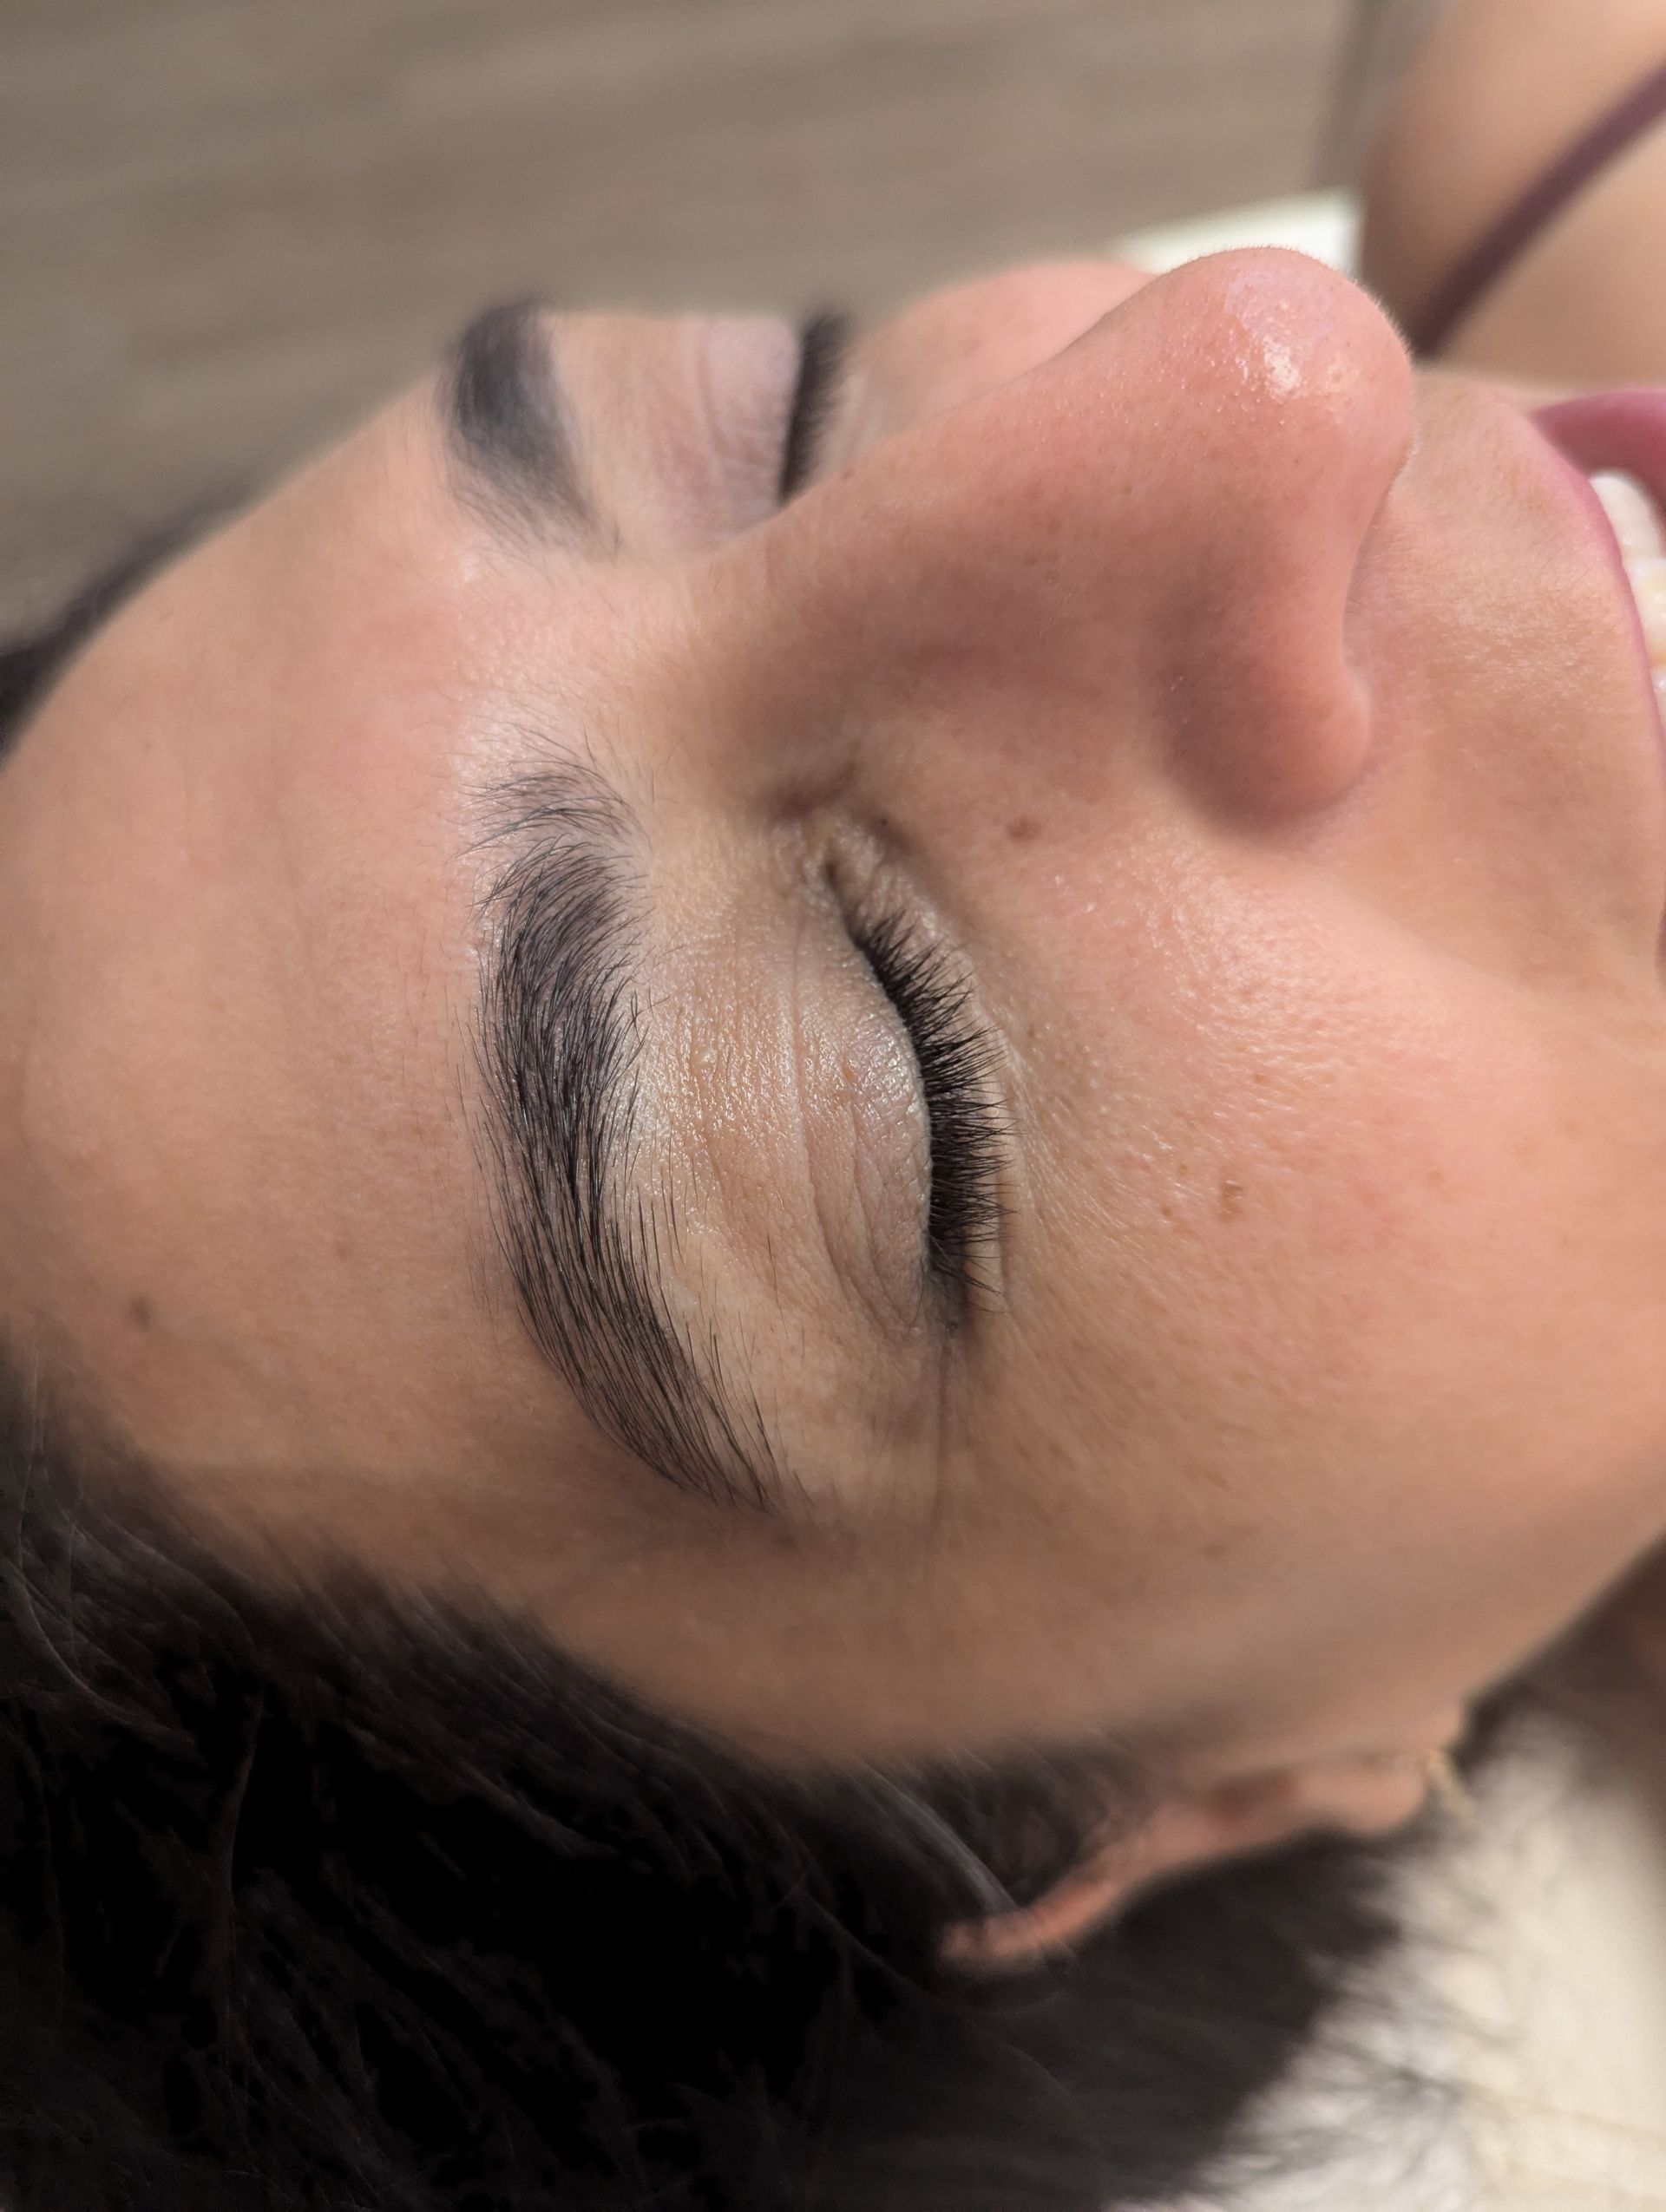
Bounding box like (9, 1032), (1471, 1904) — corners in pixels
(1112, 190), (1361, 279)
(1176, 1698), (1666, 2210)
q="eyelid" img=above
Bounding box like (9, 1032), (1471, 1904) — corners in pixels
(847, 903), (1007, 1319)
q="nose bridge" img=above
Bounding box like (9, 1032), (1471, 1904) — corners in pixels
(723, 252), (1416, 815)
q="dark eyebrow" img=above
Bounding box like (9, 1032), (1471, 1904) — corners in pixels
(475, 759), (796, 1516)
(440, 300), (594, 540)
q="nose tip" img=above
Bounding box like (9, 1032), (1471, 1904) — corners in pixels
(1158, 245), (1413, 421)
(1072, 246), (1416, 540)
(1094, 249), (1418, 817)
(721, 248), (1418, 822)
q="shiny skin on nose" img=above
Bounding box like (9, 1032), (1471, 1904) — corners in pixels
(717, 250), (1417, 825)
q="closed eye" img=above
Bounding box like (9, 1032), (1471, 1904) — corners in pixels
(850, 908), (1007, 1318)
(779, 311), (854, 505)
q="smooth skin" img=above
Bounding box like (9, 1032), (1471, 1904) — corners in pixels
(4, 0), (1666, 1962)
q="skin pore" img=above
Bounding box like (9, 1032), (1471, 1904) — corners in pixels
(5, 20), (1666, 1957)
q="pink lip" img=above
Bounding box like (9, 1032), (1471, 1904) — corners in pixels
(1534, 389), (1666, 507)
(1533, 391), (1666, 776)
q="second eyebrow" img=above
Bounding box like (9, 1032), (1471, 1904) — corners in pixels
(442, 299), (594, 540)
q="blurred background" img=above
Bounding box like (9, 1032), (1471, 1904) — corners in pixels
(1, 0), (1422, 633)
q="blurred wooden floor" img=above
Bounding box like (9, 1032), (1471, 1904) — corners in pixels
(1, 0), (1360, 632)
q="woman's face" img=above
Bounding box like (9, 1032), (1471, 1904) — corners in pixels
(3, 248), (1665, 1795)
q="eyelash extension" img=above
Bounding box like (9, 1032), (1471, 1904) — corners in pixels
(778, 309), (853, 505)
(851, 909), (1007, 1312)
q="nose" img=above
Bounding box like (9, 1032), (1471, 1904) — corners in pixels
(725, 250), (1417, 823)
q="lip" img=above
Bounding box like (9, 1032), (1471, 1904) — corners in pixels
(1533, 391), (1666, 779)
(1534, 389), (1666, 507)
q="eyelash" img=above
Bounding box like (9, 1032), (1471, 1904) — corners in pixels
(780, 326), (1001, 1311)
(850, 908), (1007, 1312)
(778, 311), (853, 505)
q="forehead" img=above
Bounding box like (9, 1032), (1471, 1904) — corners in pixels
(0, 384), (596, 1483)
(0, 294), (843, 1588)
(22, 300), (807, 671)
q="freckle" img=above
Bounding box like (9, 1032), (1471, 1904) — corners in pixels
(1006, 815), (1040, 845)
(126, 1294), (154, 1331)
(1217, 1175), (1246, 1221)
(1158, 1201), (1175, 1221)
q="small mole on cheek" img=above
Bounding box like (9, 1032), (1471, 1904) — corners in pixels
(126, 1294), (154, 1332)
(1217, 1175), (1246, 1221)
(1006, 815), (1040, 845)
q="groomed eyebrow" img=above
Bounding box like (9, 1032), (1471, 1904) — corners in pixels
(475, 761), (796, 1516)
(440, 300), (594, 540)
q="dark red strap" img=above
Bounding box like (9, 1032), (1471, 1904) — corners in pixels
(1409, 57), (1666, 357)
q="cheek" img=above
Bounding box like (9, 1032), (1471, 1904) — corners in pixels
(979, 1056), (1666, 1757)
(1007, 902), (1666, 1591)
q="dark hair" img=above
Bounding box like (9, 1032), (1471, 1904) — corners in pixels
(0, 1355), (1460, 2212)
(0, 545), (1491, 2211)
(0, 518), (215, 750)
